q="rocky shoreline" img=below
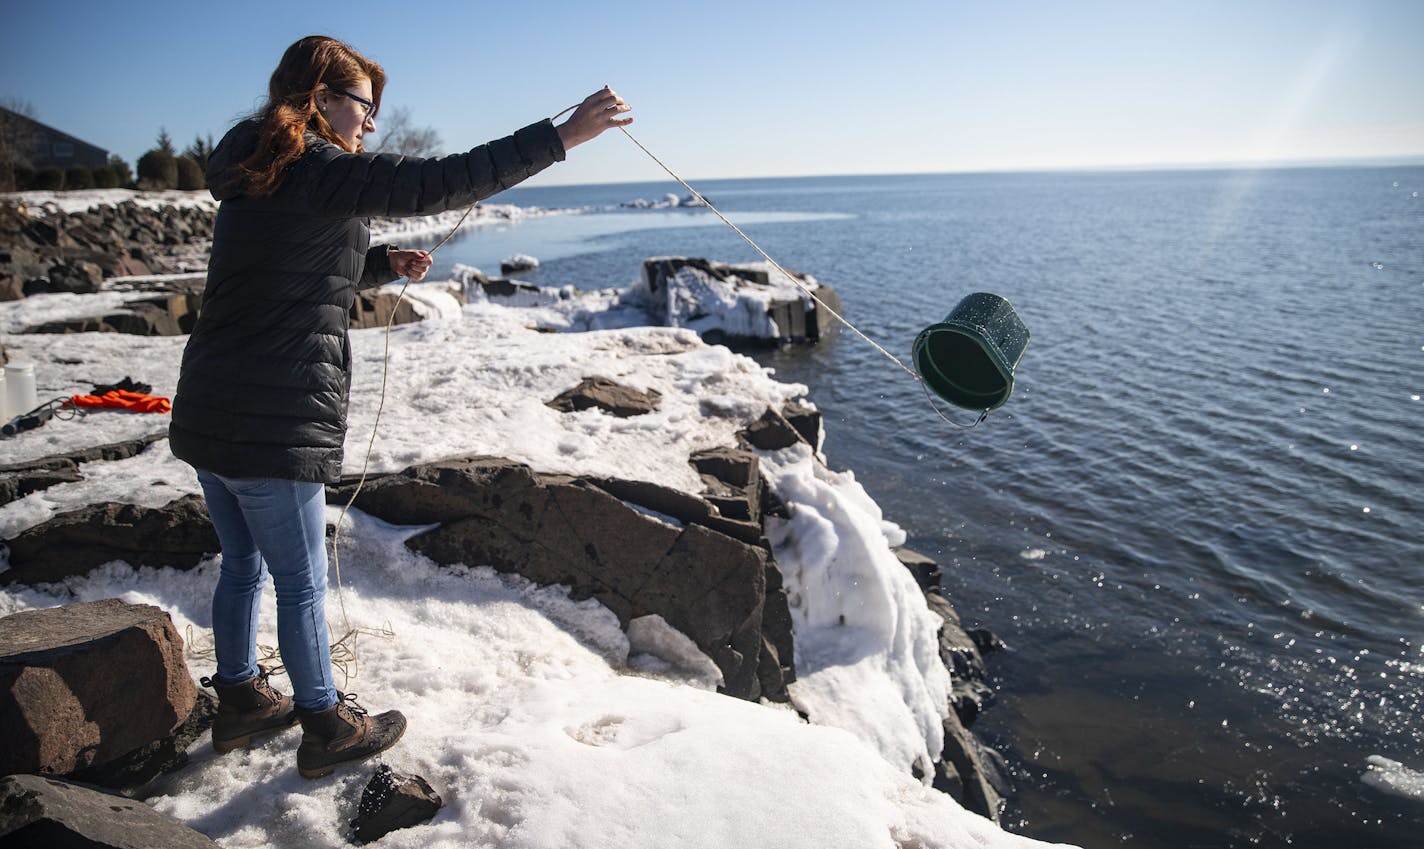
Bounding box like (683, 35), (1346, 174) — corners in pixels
(0, 196), (215, 300)
(1, 192), (1020, 847)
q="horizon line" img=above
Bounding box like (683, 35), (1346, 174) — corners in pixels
(529, 153), (1424, 189)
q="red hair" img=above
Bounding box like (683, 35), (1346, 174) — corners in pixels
(237, 35), (386, 197)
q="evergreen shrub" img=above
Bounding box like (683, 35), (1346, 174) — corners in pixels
(92, 165), (120, 188)
(34, 167), (64, 190)
(137, 149), (177, 190)
(175, 155), (205, 190)
(65, 165), (95, 189)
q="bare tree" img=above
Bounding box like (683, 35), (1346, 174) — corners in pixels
(366, 106), (442, 157)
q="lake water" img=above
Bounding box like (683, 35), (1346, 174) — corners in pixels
(413, 167), (1424, 848)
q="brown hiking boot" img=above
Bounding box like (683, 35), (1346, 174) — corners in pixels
(296, 692), (407, 779)
(200, 668), (298, 753)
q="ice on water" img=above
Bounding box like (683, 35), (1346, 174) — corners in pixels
(1363, 755), (1424, 803)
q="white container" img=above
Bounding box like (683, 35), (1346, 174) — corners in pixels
(5, 362), (37, 418)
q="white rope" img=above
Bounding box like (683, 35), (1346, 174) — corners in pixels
(617, 126), (922, 381)
(326, 202), (480, 672)
(321, 106), (997, 677)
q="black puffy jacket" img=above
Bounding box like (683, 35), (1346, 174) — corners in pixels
(169, 118), (565, 483)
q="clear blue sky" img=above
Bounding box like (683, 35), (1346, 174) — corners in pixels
(3, 0), (1421, 186)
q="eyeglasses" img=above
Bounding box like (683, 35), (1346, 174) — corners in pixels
(331, 87), (376, 119)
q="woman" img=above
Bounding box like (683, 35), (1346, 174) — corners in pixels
(169, 35), (631, 779)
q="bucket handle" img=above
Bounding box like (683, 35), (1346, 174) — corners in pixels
(914, 371), (990, 429)
(911, 327), (990, 429)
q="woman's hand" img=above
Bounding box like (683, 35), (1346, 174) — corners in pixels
(389, 249), (433, 281)
(557, 86), (633, 151)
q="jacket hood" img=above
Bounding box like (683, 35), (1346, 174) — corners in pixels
(205, 119), (262, 201)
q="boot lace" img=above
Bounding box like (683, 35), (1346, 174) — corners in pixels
(335, 691), (370, 722)
(252, 666), (282, 700)
(199, 665), (282, 701)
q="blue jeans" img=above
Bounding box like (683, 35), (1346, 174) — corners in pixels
(196, 470), (337, 712)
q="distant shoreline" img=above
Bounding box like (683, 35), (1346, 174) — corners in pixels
(513, 155), (1424, 190)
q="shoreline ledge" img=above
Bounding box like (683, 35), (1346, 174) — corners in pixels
(0, 191), (1063, 849)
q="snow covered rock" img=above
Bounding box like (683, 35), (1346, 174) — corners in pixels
(0, 599), (198, 778)
(352, 281), (465, 330)
(635, 257), (841, 347)
(1, 495), (218, 585)
(0, 433), (167, 507)
(618, 193), (704, 209)
(11, 278), (461, 338)
(331, 455), (791, 701)
(500, 254), (539, 275)
(0, 194), (216, 292)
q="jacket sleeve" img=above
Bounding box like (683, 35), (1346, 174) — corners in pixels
(291, 120), (566, 218)
(357, 244), (397, 291)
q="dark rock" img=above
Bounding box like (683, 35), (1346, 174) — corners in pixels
(67, 692), (217, 791)
(765, 298), (809, 342)
(455, 265), (489, 285)
(0, 599), (198, 778)
(894, 547), (942, 592)
(24, 315), (101, 333)
(350, 288), (431, 331)
(756, 563), (796, 699)
(0, 773), (220, 848)
(330, 456), (782, 701)
(29, 302), (186, 336)
(780, 402), (822, 452)
(0, 433), (167, 478)
(804, 282), (843, 342)
(740, 407), (805, 451)
(111, 254), (151, 278)
(351, 764), (442, 844)
(705, 494), (752, 522)
(688, 446), (762, 528)
(0, 467), (84, 507)
(43, 262), (104, 294)
(101, 303), (185, 336)
(19, 217), (60, 247)
(689, 446), (758, 489)
(878, 546), (1012, 816)
(0, 274), (21, 302)
(968, 627), (1006, 655)
(933, 710), (1005, 823)
(0, 199), (214, 301)
(546, 377), (662, 418)
(479, 278), (538, 298)
(1, 495), (218, 585)
(589, 475), (762, 548)
(760, 481), (790, 520)
(925, 591), (993, 727)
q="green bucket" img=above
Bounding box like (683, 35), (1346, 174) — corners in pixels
(912, 292), (1030, 411)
